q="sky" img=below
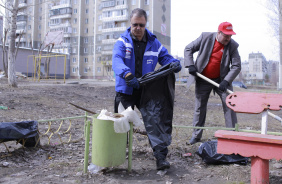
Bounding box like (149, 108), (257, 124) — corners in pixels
(171, 0), (279, 62)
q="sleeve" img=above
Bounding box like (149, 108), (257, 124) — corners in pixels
(184, 33), (203, 68)
(112, 38), (131, 78)
(223, 42), (241, 83)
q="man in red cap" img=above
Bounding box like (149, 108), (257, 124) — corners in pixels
(184, 22), (241, 144)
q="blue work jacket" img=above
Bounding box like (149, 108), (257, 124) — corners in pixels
(112, 27), (179, 95)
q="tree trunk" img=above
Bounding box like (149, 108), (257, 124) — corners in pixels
(1, 29), (8, 77)
(7, 0), (19, 87)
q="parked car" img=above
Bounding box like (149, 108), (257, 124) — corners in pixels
(232, 81), (247, 89)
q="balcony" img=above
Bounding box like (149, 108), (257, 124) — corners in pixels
(50, 6), (72, 19)
(49, 22), (71, 29)
(16, 29), (26, 34)
(64, 33), (72, 37)
(102, 39), (117, 44)
(101, 51), (113, 55)
(101, 60), (112, 66)
(17, 12), (27, 16)
(18, 2), (27, 9)
(16, 37), (26, 42)
(102, 26), (126, 33)
(51, 3), (72, 10)
(16, 21), (27, 26)
(62, 43), (71, 47)
(102, 15), (128, 22)
(102, 4), (128, 11)
(50, 14), (72, 19)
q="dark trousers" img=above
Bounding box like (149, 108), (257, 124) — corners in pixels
(192, 77), (237, 139)
(114, 73), (175, 161)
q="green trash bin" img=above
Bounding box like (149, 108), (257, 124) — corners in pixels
(91, 115), (127, 167)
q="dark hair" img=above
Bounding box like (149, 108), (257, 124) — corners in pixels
(130, 8), (147, 22)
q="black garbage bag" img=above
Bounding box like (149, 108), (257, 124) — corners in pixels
(196, 140), (248, 165)
(0, 121), (40, 147)
(138, 63), (176, 158)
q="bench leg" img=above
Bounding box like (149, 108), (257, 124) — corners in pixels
(251, 157), (269, 184)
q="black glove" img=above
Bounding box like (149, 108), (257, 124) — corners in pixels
(188, 65), (197, 76)
(125, 74), (140, 89)
(170, 61), (182, 73)
(219, 80), (229, 92)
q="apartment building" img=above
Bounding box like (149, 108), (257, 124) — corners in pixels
(242, 52), (267, 85)
(4, 0), (172, 79)
(0, 16), (3, 38)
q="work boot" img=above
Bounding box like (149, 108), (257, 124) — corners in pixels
(188, 137), (200, 145)
(156, 159), (170, 170)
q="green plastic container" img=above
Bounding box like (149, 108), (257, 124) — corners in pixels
(91, 116), (127, 167)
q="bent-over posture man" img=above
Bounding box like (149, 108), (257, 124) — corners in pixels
(184, 22), (241, 145)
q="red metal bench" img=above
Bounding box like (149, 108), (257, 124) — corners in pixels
(215, 91), (282, 184)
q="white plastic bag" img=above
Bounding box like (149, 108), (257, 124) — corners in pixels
(88, 163), (105, 174)
(120, 106), (142, 128)
(97, 104), (143, 133)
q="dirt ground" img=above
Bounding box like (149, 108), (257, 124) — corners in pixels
(1, 77), (282, 184)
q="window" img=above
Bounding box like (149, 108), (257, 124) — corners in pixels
(73, 0), (77, 4)
(73, 9), (77, 14)
(84, 48), (88, 53)
(116, 0), (125, 5)
(72, 57), (76, 63)
(86, 9), (89, 14)
(73, 18), (77, 24)
(145, 0), (149, 5)
(85, 0), (89, 4)
(97, 46), (101, 52)
(84, 38), (88, 43)
(98, 25), (102, 31)
(38, 34), (41, 38)
(97, 67), (101, 73)
(84, 58), (88, 63)
(116, 9), (126, 16)
(97, 35), (102, 41)
(73, 28), (77, 33)
(131, 0), (136, 5)
(85, 28), (88, 33)
(84, 68), (88, 73)
(73, 48), (77, 53)
(28, 25), (31, 30)
(73, 37), (77, 43)
(39, 16), (42, 21)
(72, 67), (76, 73)
(38, 25), (41, 30)
(85, 18), (88, 24)
(103, 11), (112, 18)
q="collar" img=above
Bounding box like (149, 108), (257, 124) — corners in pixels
(130, 31), (147, 42)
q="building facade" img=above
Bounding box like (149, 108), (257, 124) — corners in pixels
(4, 0), (172, 79)
(240, 52), (279, 85)
(0, 16), (3, 38)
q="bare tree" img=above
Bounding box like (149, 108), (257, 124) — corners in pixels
(7, 0), (19, 87)
(0, 0), (25, 87)
(265, 0), (282, 88)
(1, 29), (8, 77)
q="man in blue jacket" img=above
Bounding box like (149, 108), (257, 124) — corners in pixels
(112, 8), (181, 170)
